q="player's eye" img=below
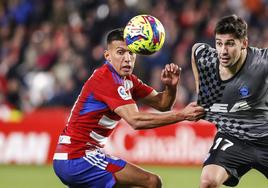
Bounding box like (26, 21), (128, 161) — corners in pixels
(117, 50), (124, 55)
(226, 42), (235, 47)
(216, 42), (222, 47)
(129, 51), (134, 56)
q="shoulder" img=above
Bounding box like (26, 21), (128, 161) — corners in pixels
(248, 46), (268, 71)
(128, 74), (148, 87)
(90, 64), (119, 84)
(192, 43), (206, 53)
(249, 46), (268, 58)
(192, 43), (212, 56)
(83, 65), (118, 94)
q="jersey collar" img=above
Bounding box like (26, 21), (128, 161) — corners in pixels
(105, 61), (125, 84)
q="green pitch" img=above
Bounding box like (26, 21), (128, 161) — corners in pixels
(0, 165), (266, 188)
(145, 165), (267, 188)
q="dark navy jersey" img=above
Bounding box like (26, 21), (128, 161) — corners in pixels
(194, 43), (268, 145)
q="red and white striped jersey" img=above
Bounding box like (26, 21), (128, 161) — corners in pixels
(54, 62), (153, 159)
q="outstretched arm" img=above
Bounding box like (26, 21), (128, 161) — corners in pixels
(141, 63), (181, 111)
(191, 43), (203, 94)
(114, 102), (204, 130)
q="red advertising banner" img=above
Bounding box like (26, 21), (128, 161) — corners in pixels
(105, 120), (216, 165)
(0, 108), (69, 164)
(0, 108), (216, 165)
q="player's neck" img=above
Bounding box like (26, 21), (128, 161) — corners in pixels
(219, 49), (247, 80)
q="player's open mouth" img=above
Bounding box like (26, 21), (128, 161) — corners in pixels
(122, 66), (131, 71)
(220, 57), (230, 63)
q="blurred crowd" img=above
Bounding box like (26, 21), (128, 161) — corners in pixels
(1, 0), (268, 114)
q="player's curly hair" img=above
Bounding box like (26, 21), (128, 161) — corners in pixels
(215, 14), (248, 39)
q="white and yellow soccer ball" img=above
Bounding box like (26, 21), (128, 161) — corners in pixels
(124, 15), (165, 55)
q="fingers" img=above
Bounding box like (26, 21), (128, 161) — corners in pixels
(192, 105), (205, 115)
(164, 63), (181, 75)
(188, 102), (205, 111)
(191, 111), (205, 121)
(188, 101), (197, 106)
(183, 103), (205, 121)
(195, 106), (205, 113)
(190, 114), (204, 121)
(193, 112), (205, 121)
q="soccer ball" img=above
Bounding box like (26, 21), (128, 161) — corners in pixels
(124, 15), (165, 55)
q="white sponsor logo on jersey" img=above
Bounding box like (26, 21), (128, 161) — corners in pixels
(124, 79), (133, 91)
(117, 86), (131, 100)
(210, 103), (228, 112)
(208, 101), (251, 112)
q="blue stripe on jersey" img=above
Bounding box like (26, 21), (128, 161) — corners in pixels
(80, 93), (108, 115)
(112, 72), (123, 85)
(106, 61), (123, 85)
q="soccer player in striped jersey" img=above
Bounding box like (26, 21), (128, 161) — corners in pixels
(191, 15), (268, 188)
(53, 28), (204, 188)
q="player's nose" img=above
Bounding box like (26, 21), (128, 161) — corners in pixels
(220, 45), (228, 54)
(124, 52), (132, 62)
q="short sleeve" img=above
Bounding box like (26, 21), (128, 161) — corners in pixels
(130, 75), (154, 100)
(92, 74), (136, 111)
(194, 43), (209, 60)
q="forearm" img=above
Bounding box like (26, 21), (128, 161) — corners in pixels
(129, 110), (184, 130)
(162, 85), (177, 108)
(115, 103), (204, 130)
(151, 85), (178, 111)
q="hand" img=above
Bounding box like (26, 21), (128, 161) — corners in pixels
(161, 63), (181, 88)
(179, 102), (205, 121)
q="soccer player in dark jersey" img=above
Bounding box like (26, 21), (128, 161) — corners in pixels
(53, 28), (204, 188)
(191, 14), (268, 187)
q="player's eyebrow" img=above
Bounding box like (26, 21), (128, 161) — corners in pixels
(215, 38), (235, 42)
(116, 46), (128, 51)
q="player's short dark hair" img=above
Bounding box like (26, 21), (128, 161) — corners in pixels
(106, 28), (124, 45)
(215, 14), (248, 39)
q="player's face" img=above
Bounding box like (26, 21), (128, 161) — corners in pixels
(104, 40), (136, 77)
(215, 34), (248, 68)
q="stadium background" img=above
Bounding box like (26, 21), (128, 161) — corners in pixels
(0, 0), (267, 187)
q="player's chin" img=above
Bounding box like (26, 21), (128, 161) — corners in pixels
(120, 71), (132, 77)
(121, 69), (133, 76)
(219, 59), (231, 67)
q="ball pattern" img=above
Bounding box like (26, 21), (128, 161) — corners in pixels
(124, 15), (165, 55)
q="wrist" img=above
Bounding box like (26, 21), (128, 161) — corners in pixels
(175, 111), (186, 121)
(165, 85), (177, 93)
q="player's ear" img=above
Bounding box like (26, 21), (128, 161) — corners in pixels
(104, 50), (111, 61)
(241, 38), (248, 49)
